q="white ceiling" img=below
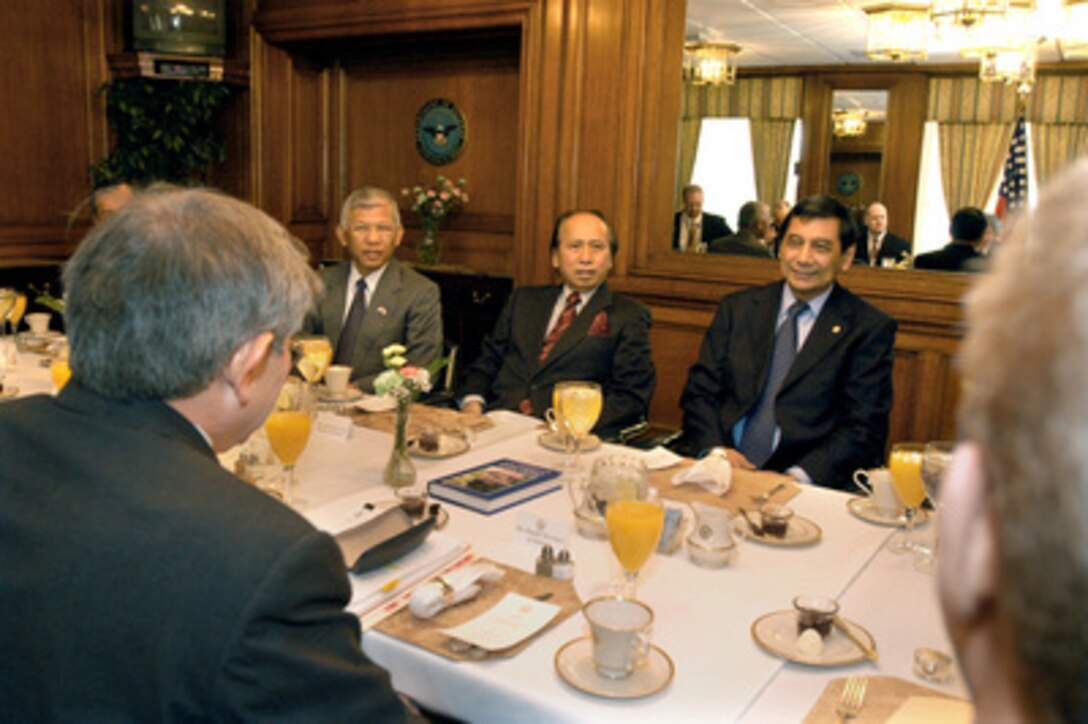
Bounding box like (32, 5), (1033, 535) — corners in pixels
(685, 0), (1063, 67)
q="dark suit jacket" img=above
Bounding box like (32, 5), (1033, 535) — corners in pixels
(672, 211), (732, 250)
(854, 231), (911, 267)
(459, 284), (655, 440)
(309, 258), (442, 391)
(707, 230), (773, 258)
(680, 281), (896, 489)
(913, 242), (985, 272)
(0, 384), (407, 721)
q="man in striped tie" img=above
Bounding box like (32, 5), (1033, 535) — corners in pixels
(680, 195), (896, 490)
(459, 210), (655, 440)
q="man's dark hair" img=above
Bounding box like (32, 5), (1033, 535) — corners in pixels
(950, 207), (988, 244)
(549, 209), (618, 256)
(737, 201), (763, 232)
(777, 195), (859, 252)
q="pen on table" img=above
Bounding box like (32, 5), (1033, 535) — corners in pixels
(380, 578), (402, 593)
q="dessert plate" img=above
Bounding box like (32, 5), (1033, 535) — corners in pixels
(555, 636), (674, 699)
(735, 514), (821, 547)
(847, 496), (930, 527)
(315, 385), (363, 403)
(751, 610), (875, 666)
(538, 431), (601, 453)
(407, 434), (470, 459)
(355, 394), (398, 413)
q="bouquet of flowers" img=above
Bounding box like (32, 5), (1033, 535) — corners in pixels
(402, 175), (469, 222)
(374, 344), (434, 402)
(401, 176), (468, 265)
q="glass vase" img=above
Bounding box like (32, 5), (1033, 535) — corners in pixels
(418, 217), (440, 266)
(383, 397), (417, 488)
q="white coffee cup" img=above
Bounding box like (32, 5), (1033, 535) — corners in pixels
(325, 364), (352, 395)
(853, 467), (903, 516)
(25, 312), (50, 335)
(583, 596), (653, 680)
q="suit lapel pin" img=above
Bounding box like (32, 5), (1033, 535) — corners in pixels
(377, 306), (388, 317)
(831, 324), (842, 335)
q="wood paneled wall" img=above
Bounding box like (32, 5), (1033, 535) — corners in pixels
(0, 0), (111, 257)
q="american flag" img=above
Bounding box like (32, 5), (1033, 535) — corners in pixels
(995, 116), (1027, 220)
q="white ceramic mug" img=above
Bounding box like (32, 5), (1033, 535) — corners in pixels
(325, 364), (352, 395)
(583, 596), (653, 680)
(25, 312), (50, 335)
(853, 467), (903, 516)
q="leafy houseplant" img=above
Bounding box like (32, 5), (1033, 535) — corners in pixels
(91, 78), (232, 186)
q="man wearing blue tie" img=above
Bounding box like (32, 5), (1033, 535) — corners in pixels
(680, 195), (896, 490)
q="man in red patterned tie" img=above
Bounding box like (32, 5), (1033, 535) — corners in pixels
(459, 210), (655, 440)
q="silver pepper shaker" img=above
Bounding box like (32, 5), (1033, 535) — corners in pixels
(535, 544), (554, 577)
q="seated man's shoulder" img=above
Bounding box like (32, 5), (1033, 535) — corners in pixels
(398, 261), (440, 291)
(833, 284), (896, 329)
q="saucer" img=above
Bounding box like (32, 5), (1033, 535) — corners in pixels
(554, 636), (674, 699)
(735, 514), (821, 546)
(407, 434), (470, 459)
(751, 610), (875, 666)
(847, 496), (930, 527)
(538, 431), (602, 453)
(354, 394), (398, 413)
(315, 385), (363, 403)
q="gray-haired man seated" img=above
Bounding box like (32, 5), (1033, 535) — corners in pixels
(0, 187), (415, 720)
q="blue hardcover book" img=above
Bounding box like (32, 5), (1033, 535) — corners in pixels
(427, 458), (561, 515)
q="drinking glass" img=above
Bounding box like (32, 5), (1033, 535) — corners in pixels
(0, 288), (15, 339)
(913, 441), (955, 571)
(887, 442), (926, 554)
(292, 335), (333, 400)
(605, 488), (665, 597)
(264, 381), (313, 507)
(5, 293), (26, 335)
(49, 340), (71, 393)
(554, 381), (602, 470)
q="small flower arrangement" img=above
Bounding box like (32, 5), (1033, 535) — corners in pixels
(402, 175), (469, 222)
(374, 344), (433, 402)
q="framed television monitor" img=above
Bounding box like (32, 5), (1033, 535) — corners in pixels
(132, 0), (226, 57)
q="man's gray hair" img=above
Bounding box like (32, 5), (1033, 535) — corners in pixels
(959, 158), (1088, 722)
(64, 186), (321, 401)
(339, 186), (401, 229)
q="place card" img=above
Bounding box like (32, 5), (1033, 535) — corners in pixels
(440, 592), (560, 651)
(315, 411), (353, 440)
(887, 697), (973, 723)
(513, 511), (571, 550)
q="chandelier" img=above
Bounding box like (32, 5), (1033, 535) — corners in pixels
(683, 41), (741, 86)
(833, 110), (869, 138)
(863, 0), (1088, 93)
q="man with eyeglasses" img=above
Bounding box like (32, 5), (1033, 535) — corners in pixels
(459, 210), (655, 440)
(307, 187), (442, 391)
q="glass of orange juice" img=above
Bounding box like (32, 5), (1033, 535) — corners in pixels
(888, 442), (926, 555)
(605, 489), (665, 597)
(554, 381), (603, 471)
(264, 380), (313, 507)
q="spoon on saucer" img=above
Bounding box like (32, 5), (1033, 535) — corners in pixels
(737, 507), (764, 537)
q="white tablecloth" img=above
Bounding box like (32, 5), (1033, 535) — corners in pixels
(288, 411), (969, 723)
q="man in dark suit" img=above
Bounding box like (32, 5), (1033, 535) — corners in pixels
(0, 188), (412, 720)
(672, 184), (732, 253)
(854, 201), (911, 267)
(460, 210), (655, 440)
(708, 200), (774, 258)
(307, 187), (442, 391)
(681, 195), (897, 489)
(914, 206), (989, 273)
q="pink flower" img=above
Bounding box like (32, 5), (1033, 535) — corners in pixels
(401, 366), (420, 379)
(427, 190), (436, 198)
(440, 191), (450, 201)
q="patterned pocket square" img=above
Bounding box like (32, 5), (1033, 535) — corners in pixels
(587, 311), (609, 337)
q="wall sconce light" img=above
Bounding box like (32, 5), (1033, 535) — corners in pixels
(683, 41), (741, 85)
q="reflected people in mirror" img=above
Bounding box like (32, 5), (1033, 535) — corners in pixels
(707, 201), (773, 258)
(672, 184), (732, 254)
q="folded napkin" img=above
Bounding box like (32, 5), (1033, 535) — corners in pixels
(409, 563), (505, 619)
(671, 449), (732, 495)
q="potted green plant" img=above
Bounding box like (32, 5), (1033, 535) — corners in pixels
(91, 77), (231, 186)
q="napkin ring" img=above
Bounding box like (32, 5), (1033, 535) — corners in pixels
(434, 575), (456, 603)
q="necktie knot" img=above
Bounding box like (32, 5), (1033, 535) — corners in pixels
(786, 300), (808, 323)
(565, 291), (581, 308)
